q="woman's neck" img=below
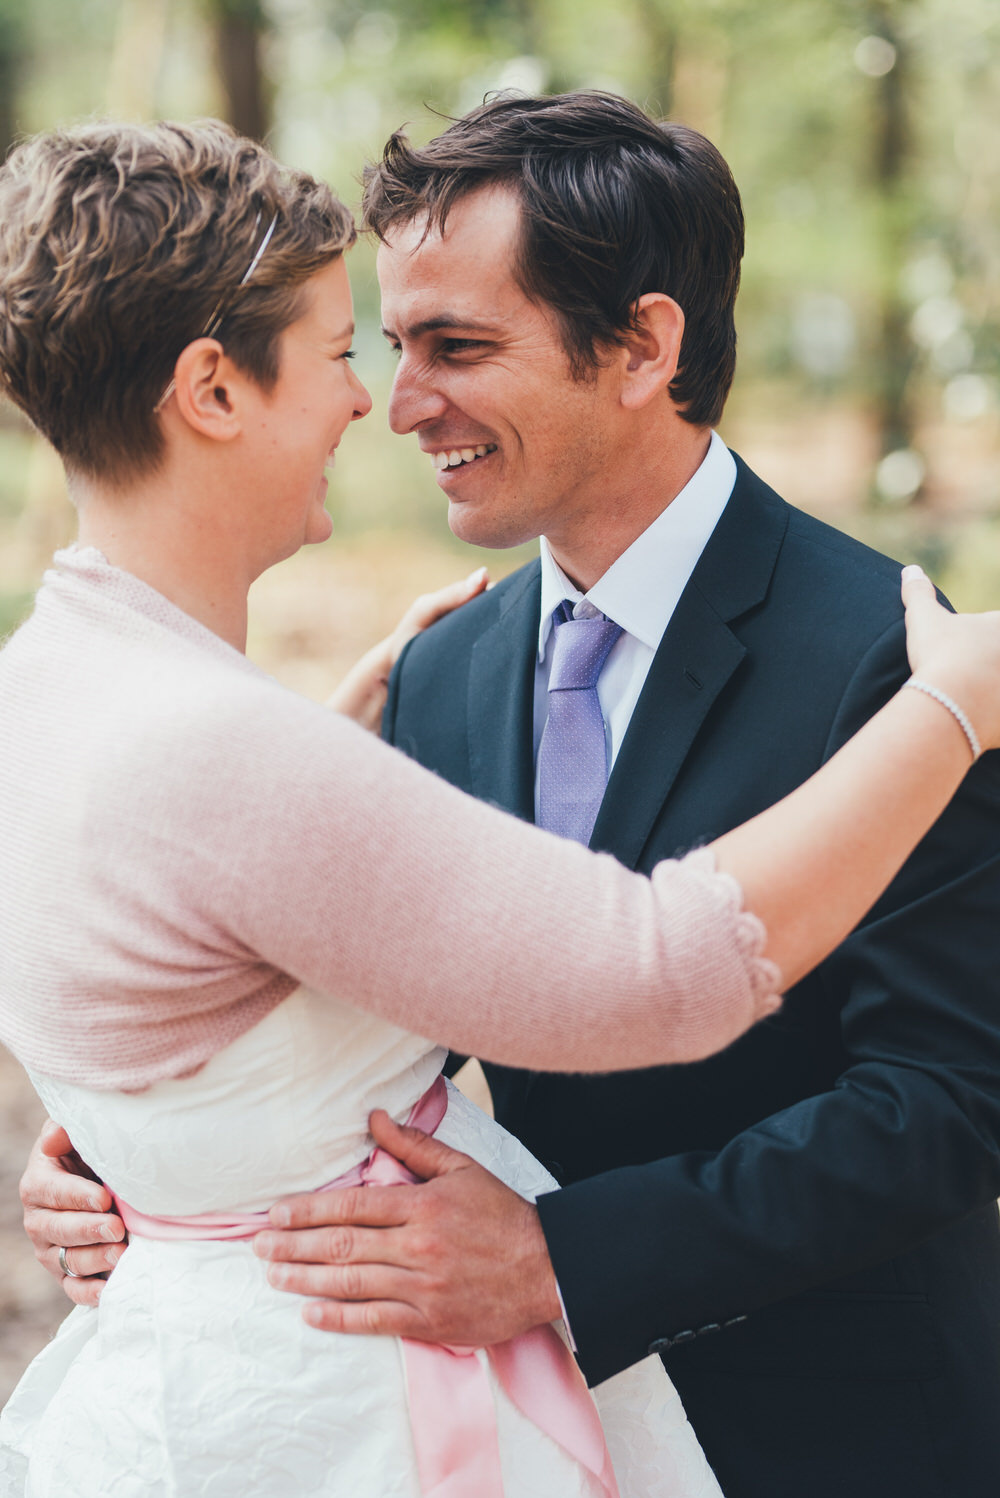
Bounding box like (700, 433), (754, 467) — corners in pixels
(73, 474), (253, 653)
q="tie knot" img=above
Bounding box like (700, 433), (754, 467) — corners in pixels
(548, 612), (623, 692)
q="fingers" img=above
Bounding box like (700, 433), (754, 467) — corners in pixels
(61, 1274), (107, 1308)
(900, 563), (950, 680)
(900, 562), (937, 604)
(266, 1260), (413, 1303)
(329, 568), (490, 728)
(20, 1135), (112, 1214)
(38, 1121), (75, 1159)
(405, 569), (489, 632)
(25, 1202), (126, 1298)
(21, 1170), (113, 1214)
(25, 1206), (125, 1251)
(42, 1240), (125, 1280)
(366, 1110), (471, 1182)
(21, 1138), (126, 1297)
(390, 569), (489, 661)
(900, 563), (941, 629)
(266, 1183), (413, 1231)
(300, 1297), (430, 1338)
(23, 1201), (125, 1304)
(254, 1220), (404, 1265)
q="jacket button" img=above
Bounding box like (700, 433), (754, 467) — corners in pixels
(697, 1323), (721, 1337)
(647, 1337), (673, 1354)
(722, 1315), (747, 1329)
(670, 1329), (696, 1346)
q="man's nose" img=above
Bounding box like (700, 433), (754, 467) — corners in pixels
(387, 357), (448, 435)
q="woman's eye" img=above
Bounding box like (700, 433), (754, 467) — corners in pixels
(340, 349), (357, 361)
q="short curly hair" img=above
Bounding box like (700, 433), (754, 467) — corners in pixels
(363, 92), (744, 427)
(0, 120), (355, 486)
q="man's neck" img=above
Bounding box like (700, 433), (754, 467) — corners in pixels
(544, 426), (712, 592)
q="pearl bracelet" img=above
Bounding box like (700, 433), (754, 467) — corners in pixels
(903, 678), (982, 763)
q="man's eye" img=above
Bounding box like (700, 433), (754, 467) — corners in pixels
(441, 339), (485, 354)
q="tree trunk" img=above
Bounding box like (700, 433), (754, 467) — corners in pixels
(212, 0), (270, 142)
(869, 2), (919, 496)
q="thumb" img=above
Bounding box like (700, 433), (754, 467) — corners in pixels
(901, 562), (938, 613)
(392, 569), (490, 652)
(39, 1120), (74, 1159)
(901, 563), (945, 674)
(368, 1108), (470, 1182)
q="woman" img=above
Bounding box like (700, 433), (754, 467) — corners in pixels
(0, 121), (997, 1498)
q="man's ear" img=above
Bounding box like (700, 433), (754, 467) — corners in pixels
(619, 293), (685, 411)
(170, 339), (245, 442)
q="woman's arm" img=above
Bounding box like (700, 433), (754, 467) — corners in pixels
(164, 568), (999, 1075)
(715, 567), (998, 987)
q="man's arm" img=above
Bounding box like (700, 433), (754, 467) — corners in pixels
(537, 625), (1000, 1381)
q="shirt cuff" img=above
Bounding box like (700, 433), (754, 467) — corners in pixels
(555, 1278), (578, 1351)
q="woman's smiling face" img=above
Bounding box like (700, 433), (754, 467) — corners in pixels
(247, 256), (372, 561)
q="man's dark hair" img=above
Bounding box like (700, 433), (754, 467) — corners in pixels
(362, 91), (744, 427)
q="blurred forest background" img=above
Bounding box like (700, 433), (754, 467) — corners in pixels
(2, 0), (1000, 1400)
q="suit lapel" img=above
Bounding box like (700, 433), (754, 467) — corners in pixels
(591, 457), (790, 867)
(468, 560), (541, 821)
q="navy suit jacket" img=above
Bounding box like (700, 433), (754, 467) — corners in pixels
(384, 456), (1000, 1498)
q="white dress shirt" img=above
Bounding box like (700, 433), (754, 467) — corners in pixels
(533, 431), (737, 817)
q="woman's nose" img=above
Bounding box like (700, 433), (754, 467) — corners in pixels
(349, 366), (373, 422)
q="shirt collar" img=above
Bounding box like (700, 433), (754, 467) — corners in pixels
(537, 431), (737, 660)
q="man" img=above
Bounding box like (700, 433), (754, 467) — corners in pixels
(22, 94), (1000, 1497)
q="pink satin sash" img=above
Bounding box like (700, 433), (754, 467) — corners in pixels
(112, 1076), (619, 1498)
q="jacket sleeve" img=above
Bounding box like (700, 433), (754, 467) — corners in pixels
(537, 619), (1000, 1385)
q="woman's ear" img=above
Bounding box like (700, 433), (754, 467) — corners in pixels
(619, 293), (685, 411)
(170, 339), (245, 442)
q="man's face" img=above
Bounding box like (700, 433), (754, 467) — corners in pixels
(378, 187), (626, 557)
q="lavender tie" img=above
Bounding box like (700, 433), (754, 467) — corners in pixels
(537, 604), (623, 845)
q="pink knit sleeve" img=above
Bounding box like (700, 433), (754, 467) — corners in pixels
(130, 679), (783, 1074)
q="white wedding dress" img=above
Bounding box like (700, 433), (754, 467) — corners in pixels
(0, 985), (723, 1497)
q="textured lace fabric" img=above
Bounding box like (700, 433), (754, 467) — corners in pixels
(0, 988), (723, 1498)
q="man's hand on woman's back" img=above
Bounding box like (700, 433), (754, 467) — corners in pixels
(20, 1122), (126, 1306)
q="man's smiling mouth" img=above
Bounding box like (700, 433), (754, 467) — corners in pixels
(431, 444), (498, 470)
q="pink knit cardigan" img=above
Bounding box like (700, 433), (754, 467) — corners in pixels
(0, 549), (780, 1091)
